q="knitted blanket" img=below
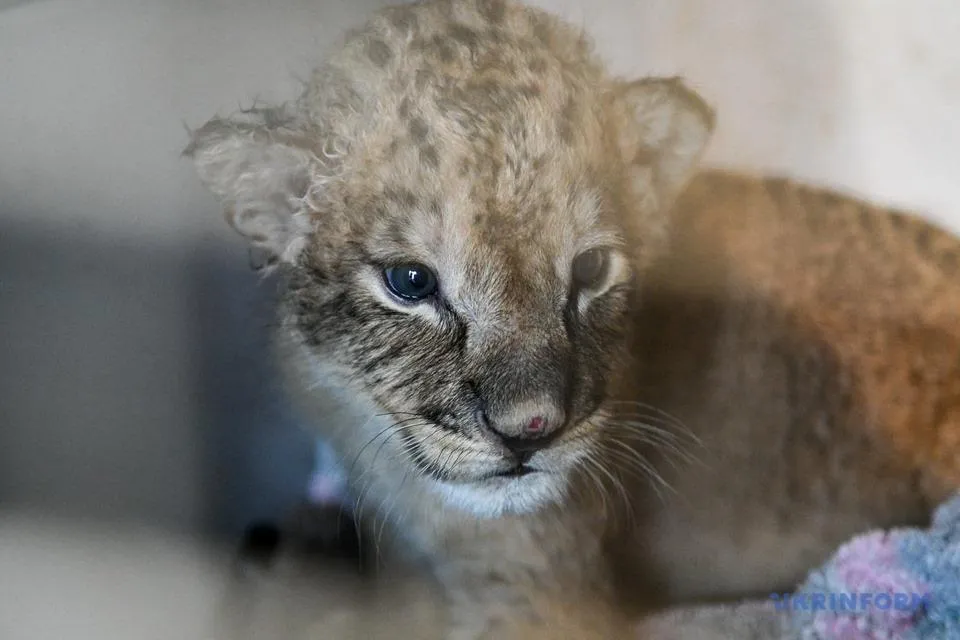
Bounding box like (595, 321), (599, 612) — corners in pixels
(787, 492), (959, 639)
(641, 492), (960, 639)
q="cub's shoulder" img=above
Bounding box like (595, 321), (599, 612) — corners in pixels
(676, 169), (960, 290)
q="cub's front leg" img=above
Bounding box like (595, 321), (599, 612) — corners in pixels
(443, 587), (634, 640)
(429, 507), (634, 640)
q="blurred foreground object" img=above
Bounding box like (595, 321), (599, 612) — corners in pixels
(0, 510), (442, 640)
(0, 511), (228, 640)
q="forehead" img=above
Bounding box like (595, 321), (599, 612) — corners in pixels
(311, 0), (623, 282)
(353, 121), (616, 270)
(349, 64), (614, 254)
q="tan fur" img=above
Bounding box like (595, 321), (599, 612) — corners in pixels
(614, 172), (960, 607)
(186, 1), (960, 637)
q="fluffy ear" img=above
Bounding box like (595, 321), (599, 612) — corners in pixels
(183, 106), (319, 266)
(616, 77), (715, 208)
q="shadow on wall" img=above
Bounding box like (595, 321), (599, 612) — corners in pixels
(191, 240), (316, 538)
(0, 221), (312, 538)
(0, 0), (393, 537)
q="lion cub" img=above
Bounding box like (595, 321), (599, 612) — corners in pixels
(186, 0), (960, 636)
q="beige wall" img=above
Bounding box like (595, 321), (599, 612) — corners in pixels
(535, 0), (960, 232)
(1, 0), (957, 535)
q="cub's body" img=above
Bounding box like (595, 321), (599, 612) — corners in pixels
(187, 1), (960, 636)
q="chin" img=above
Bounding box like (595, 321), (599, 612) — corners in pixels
(430, 470), (570, 518)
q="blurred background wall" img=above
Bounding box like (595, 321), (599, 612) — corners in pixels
(1, 0), (958, 538)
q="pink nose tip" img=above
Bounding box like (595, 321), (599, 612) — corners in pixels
(525, 416), (547, 434)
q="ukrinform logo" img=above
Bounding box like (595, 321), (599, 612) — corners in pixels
(769, 592), (932, 612)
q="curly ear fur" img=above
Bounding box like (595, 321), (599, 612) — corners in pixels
(616, 77), (716, 210)
(183, 105), (321, 266)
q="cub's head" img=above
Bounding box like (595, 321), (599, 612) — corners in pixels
(186, 0), (713, 517)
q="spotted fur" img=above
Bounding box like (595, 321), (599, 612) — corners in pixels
(186, 0), (960, 637)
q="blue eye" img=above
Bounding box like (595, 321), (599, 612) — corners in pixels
(383, 263), (438, 301)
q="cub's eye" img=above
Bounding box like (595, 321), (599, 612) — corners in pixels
(383, 263), (438, 301)
(571, 248), (610, 290)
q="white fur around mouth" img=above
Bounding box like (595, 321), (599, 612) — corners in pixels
(430, 468), (568, 518)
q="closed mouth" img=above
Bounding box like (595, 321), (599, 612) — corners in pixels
(495, 464), (538, 478)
